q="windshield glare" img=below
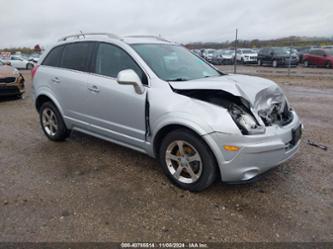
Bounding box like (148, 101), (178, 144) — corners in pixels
(132, 44), (221, 81)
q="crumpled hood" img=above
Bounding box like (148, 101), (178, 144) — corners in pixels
(169, 74), (277, 105)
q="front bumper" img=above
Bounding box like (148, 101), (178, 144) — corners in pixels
(203, 111), (302, 182)
(0, 83), (25, 96)
(243, 57), (257, 63)
(0, 77), (25, 96)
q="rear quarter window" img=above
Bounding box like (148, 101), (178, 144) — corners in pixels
(42, 46), (64, 67)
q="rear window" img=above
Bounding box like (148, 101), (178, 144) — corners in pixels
(60, 42), (94, 72)
(42, 46), (64, 67)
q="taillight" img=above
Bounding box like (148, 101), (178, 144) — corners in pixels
(31, 65), (40, 79)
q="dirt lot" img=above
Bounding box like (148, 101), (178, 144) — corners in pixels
(0, 66), (332, 242)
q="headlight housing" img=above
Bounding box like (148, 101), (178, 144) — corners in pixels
(229, 103), (265, 135)
(254, 86), (292, 126)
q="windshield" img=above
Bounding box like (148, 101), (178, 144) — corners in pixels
(132, 44), (221, 81)
(207, 50), (215, 55)
(223, 50), (234, 55)
(272, 48), (289, 55)
(242, 49), (254, 53)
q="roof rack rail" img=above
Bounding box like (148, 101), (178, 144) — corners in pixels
(58, 32), (121, 42)
(125, 35), (170, 42)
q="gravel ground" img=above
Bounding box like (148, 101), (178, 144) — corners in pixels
(0, 67), (332, 242)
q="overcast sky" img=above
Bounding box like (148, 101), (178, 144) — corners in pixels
(1, 0), (332, 48)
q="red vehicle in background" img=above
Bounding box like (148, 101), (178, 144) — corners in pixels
(303, 49), (333, 68)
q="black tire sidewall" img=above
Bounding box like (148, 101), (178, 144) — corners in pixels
(39, 102), (69, 141)
(158, 129), (217, 192)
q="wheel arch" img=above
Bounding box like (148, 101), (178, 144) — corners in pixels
(152, 123), (222, 182)
(35, 93), (64, 116)
(152, 123), (212, 158)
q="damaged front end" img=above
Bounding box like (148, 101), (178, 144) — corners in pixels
(254, 86), (293, 127)
(173, 89), (265, 135)
(174, 85), (293, 136)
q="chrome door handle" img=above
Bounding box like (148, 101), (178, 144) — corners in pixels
(51, 77), (61, 83)
(88, 85), (100, 93)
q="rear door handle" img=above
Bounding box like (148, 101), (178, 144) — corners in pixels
(88, 85), (100, 93)
(51, 77), (61, 84)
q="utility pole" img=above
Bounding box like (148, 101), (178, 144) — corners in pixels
(234, 29), (238, 74)
(288, 39), (292, 77)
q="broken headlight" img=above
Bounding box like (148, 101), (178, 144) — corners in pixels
(254, 86), (292, 126)
(229, 103), (265, 135)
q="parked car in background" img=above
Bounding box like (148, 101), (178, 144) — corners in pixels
(257, 47), (298, 68)
(297, 47), (311, 63)
(287, 48), (300, 62)
(211, 50), (234, 65)
(202, 49), (216, 63)
(32, 33), (302, 191)
(29, 53), (41, 64)
(303, 49), (333, 68)
(2, 55), (34, 70)
(0, 59), (11, 66)
(236, 49), (257, 64)
(0, 59), (25, 97)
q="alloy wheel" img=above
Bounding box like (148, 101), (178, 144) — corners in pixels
(42, 108), (58, 136)
(165, 140), (203, 184)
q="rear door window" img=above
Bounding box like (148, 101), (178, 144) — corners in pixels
(60, 42), (94, 72)
(42, 46), (64, 67)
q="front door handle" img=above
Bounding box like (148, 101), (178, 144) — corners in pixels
(51, 77), (61, 84)
(88, 85), (100, 93)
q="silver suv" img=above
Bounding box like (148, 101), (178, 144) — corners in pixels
(32, 33), (302, 192)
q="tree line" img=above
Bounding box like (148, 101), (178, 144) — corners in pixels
(185, 36), (333, 49)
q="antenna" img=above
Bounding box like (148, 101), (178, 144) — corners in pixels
(80, 31), (86, 39)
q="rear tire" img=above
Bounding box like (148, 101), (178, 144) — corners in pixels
(325, 61), (332, 69)
(158, 129), (217, 192)
(39, 102), (70, 141)
(26, 63), (34, 70)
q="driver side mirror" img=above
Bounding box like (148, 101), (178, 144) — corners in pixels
(117, 69), (145, 95)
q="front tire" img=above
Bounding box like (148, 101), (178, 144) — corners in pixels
(158, 129), (217, 192)
(39, 102), (70, 141)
